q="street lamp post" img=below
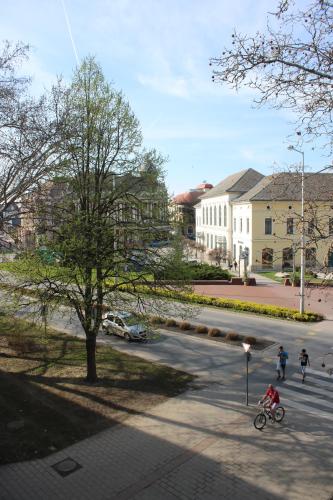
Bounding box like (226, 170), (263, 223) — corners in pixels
(288, 145), (305, 315)
(242, 342), (251, 406)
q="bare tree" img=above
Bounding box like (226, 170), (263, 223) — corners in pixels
(0, 41), (59, 248)
(210, 0), (333, 148)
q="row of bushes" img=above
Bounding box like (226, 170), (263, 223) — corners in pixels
(154, 262), (230, 281)
(121, 284), (323, 322)
(150, 315), (257, 344)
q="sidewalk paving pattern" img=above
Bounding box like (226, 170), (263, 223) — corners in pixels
(1, 381), (332, 499)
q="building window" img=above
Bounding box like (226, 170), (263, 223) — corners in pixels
(282, 247), (293, 270)
(206, 233), (209, 247)
(209, 207), (212, 225)
(211, 234), (213, 248)
(329, 217), (333, 235)
(262, 248), (273, 268)
(233, 244), (236, 258)
(206, 207), (208, 225)
(202, 207), (205, 225)
(308, 218), (315, 235)
(246, 218), (249, 233)
(240, 218), (243, 233)
(215, 235), (218, 248)
(306, 248), (316, 267)
(265, 218), (272, 235)
(287, 218), (294, 234)
(219, 206), (222, 226)
(224, 205), (227, 226)
(233, 218), (236, 231)
(214, 206), (217, 226)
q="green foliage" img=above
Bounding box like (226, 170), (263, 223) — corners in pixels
(165, 319), (178, 327)
(195, 325), (208, 333)
(243, 335), (257, 345)
(226, 332), (240, 341)
(208, 328), (221, 337)
(155, 261), (230, 281)
(179, 321), (192, 330)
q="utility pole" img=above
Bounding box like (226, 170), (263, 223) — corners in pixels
(288, 146), (305, 315)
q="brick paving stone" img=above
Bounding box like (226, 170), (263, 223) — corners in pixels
(0, 384), (332, 500)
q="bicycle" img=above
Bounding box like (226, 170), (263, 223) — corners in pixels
(253, 402), (285, 430)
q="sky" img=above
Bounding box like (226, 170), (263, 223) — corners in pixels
(0, 0), (328, 195)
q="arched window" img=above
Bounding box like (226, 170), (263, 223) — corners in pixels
(282, 248), (293, 270)
(306, 248), (316, 267)
(214, 206), (217, 226)
(219, 206), (222, 226)
(262, 248), (273, 268)
(223, 205), (227, 226)
(222, 236), (227, 254)
(209, 207), (212, 225)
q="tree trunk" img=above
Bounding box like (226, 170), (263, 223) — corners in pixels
(85, 335), (97, 382)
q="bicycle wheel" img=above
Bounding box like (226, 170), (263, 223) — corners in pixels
(254, 413), (266, 430)
(275, 406), (285, 422)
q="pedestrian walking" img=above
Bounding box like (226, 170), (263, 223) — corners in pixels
(277, 345), (288, 381)
(299, 348), (310, 383)
(233, 260), (237, 272)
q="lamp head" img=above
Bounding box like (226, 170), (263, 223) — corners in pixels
(242, 342), (251, 353)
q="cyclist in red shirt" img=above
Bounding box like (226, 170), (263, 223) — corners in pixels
(260, 384), (280, 421)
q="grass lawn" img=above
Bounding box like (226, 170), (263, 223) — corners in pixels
(0, 314), (193, 465)
(257, 271), (333, 285)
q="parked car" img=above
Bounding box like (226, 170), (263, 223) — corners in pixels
(102, 312), (148, 342)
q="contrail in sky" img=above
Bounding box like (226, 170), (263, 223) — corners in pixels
(60, 0), (80, 65)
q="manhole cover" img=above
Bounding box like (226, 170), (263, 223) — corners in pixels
(52, 458), (82, 477)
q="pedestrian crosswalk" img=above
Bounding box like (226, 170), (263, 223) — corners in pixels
(279, 368), (333, 421)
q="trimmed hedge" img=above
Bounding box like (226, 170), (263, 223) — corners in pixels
(155, 262), (230, 281)
(120, 284), (323, 322)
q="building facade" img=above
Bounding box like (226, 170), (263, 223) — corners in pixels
(195, 169), (333, 272)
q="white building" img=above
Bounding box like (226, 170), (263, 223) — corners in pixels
(195, 169), (264, 267)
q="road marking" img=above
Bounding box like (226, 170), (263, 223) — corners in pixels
(280, 387), (333, 410)
(283, 379), (333, 397)
(291, 373), (333, 390)
(282, 397), (333, 422)
(306, 367), (333, 380)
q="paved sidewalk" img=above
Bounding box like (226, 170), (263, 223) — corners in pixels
(193, 281), (333, 319)
(0, 382), (332, 500)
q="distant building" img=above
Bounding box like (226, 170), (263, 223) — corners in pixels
(172, 182), (213, 238)
(195, 168), (333, 272)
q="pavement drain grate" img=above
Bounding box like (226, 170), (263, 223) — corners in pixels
(51, 457), (82, 477)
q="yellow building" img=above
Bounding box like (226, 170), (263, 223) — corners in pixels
(196, 170), (333, 272)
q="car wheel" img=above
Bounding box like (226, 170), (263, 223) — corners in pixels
(124, 332), (131, 342)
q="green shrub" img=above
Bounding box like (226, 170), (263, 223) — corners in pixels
(154, 262), (230, 281)
(165, 319), (178, 327)
(226, 332), (240, 341)
(243, 335), (257, 345)
(179, 321), (192, 330)
(208, 328), (221, 337)
(150, 316), (165, 324)
(195, 325), (208, 334)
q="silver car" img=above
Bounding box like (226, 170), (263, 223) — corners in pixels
(102, 312), (148, 342)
